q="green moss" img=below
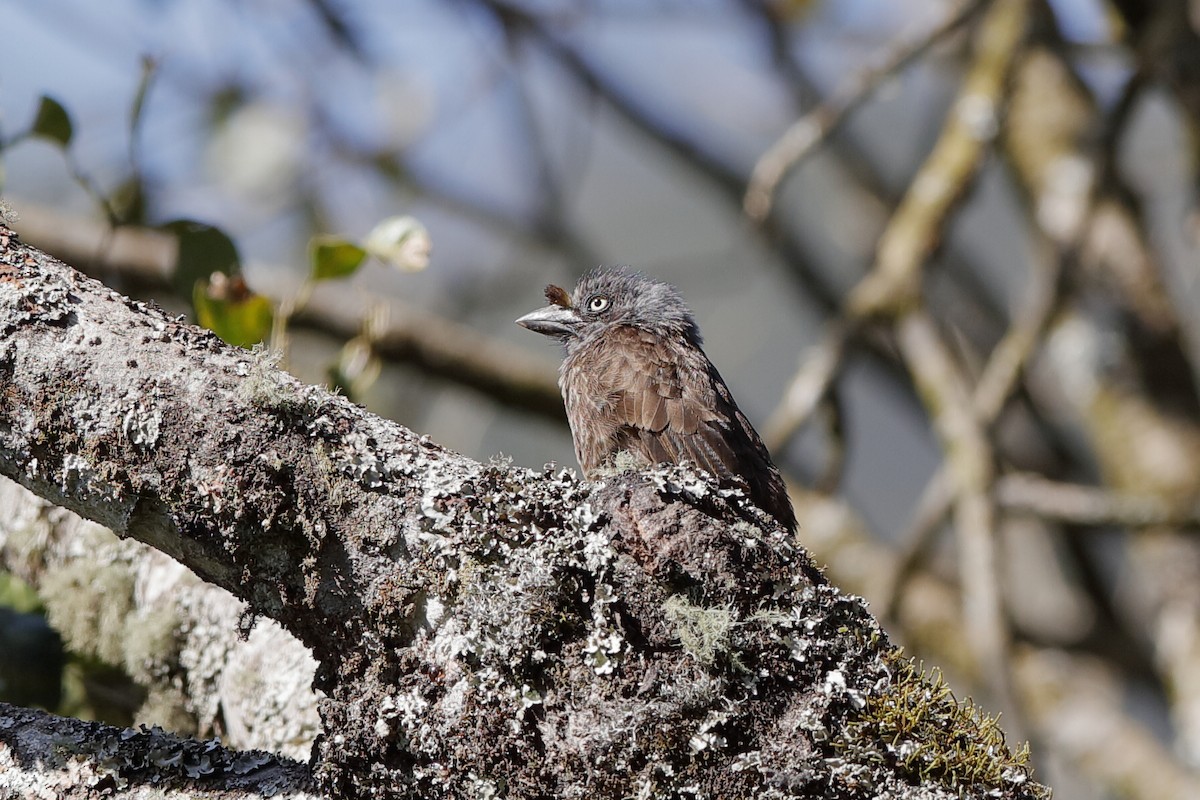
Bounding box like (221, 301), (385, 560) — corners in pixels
(840, 652), (1047, 798)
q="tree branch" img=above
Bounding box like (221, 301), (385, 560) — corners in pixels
(0, 477), (321, 758)
(997, 472), (1200, 528)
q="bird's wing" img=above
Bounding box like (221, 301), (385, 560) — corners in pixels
(585, 326), (751, 483)
(565, 325), (796, 532)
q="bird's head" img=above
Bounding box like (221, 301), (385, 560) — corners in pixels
(516, 267), (702, 353)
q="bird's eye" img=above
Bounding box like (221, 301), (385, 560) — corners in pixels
(587, 295), (609, 313)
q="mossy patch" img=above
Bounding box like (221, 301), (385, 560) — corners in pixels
(838, 652), (1047, 798)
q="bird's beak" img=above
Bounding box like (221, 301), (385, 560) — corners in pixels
(516, 304), (579, 338)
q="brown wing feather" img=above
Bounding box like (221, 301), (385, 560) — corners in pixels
(561, 325), (795, 532)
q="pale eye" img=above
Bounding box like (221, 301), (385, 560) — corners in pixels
(587, 296), (609, 313)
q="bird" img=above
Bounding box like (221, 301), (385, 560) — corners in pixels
(516, 266), (796, 534)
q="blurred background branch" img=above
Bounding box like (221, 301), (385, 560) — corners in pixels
(744, 0), (988, 222)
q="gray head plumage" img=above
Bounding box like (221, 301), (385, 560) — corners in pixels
(515, 267), (702, 353)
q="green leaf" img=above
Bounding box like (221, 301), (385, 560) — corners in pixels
(162, 219), (241, 299)
(309, 235), (367, 281)
(31, 95), (73, 147)
(193, 278), (273, 349)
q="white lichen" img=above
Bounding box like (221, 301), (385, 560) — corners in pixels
(583, 627), (622, 675)
(122, 402), (162, 448)
(687, 711), (729, 753)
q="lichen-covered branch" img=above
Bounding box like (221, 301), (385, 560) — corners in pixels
(0, 225), (1046, 798)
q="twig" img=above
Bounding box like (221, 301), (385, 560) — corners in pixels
(472, 0), (843, 311)
(741, 0), (900, 204)
(814, 386), (848, 493)
(763, 319), (854, 452)
(897, 310), (1011, 710)
(295, 293), (563, 418)
(877, 468), (954, 621)
(997, 473), (1200, 528)
(744, 0), (989, 223)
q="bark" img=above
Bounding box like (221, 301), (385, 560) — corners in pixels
(0, 223), (1048, 798)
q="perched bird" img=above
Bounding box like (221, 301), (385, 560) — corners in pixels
(516, 267), (796, 533)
